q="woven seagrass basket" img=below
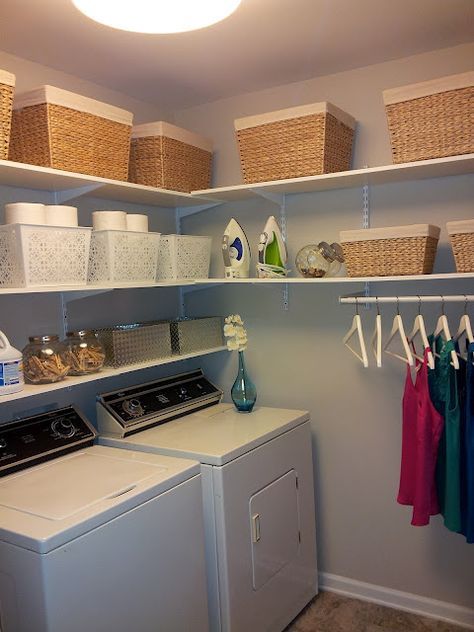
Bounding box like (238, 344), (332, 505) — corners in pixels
(383, 71), (474, 164)
(9, 86), (133, 180)
(447, 220), (474, 273)
(340, 224), (440, 277)
(129, 122), (212, 192)
(0, 70), (15, 161)
(234, 102), (355, 184)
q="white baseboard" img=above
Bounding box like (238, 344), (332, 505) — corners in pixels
(319, 572), (474, 630)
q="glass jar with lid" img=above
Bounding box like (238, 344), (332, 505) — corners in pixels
(63, 330), (105, 375)
(295, 242), (345, 278)
(22, 335), (70, 384)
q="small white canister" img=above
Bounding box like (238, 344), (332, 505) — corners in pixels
(0, 330), (24, 395)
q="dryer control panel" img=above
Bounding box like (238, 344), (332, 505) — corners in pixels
(0, 406), (96, 477)
(97, 369), (223, 437)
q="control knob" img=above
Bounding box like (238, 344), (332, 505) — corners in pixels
(122, 398), (144, 417)
(178, 386), (188, 399)
(52, 418), (76, 438)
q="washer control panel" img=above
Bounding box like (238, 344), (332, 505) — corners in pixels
(97, 369), (223, 437)
(0, 406), (96, 476)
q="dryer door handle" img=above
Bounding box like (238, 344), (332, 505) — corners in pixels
(251, 513), (261, 543)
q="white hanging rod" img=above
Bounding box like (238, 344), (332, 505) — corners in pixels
(339, 295), (474, 305)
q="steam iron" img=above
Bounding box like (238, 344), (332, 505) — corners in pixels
(257, 215), (288, 278)
(222, 218), (251, 278)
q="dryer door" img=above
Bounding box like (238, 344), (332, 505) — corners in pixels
(249, 469), (300, 590)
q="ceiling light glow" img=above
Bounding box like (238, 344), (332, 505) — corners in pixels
(71, 0), (242, 34)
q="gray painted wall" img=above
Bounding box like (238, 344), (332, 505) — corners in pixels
(175, 43), (474, 608)
(0, 41), (472, 612)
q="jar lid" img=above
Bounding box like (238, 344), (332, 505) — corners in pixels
(66, 330), (96, 338)
(329, 242), (345, 263)
(28, 334), (59, 343)
(317, 241), (337, 263)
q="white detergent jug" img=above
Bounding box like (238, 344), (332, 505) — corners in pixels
(0, 330), (24, 395)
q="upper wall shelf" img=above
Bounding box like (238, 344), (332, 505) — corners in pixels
(0, 159), (215, 208)
(193, 153), (474, 202)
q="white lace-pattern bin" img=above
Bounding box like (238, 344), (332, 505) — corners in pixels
(0, 224), (92, 288)
(155, 234), (212, 280)
(88, 230), (160, 285)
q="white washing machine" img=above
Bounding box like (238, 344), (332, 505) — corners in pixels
(97, 369), (318, 632)
(0, 405), (209, 632)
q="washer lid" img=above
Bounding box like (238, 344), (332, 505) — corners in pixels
(0, 445), (200, 553)
(101, 405), (309, 466)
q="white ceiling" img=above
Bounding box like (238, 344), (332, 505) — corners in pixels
(1, 0), (473, 111)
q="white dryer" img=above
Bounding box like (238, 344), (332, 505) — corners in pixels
(0, 406), (209, 632)
(97, 369), (318, 632)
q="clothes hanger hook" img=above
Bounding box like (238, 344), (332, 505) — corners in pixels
(441, 295), (445, 315)
(417, 295), (422, 315)
(465, 294), (469, 315)
(376, 296), (380, 316)
(396, 296), (400, 315)
(355, 296), (359, 316)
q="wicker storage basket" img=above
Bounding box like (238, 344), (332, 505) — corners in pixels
(129, 121), (212, 192)
(383, 71), (474, 164)
(340, 224), (440, 277)
(447, 220), (474, 273)
(9, 85), (133, 180)
(234, 102), (355, 184)
(0, 70), (15, 161)
(169, 317), (224, 355)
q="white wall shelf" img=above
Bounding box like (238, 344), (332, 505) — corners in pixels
(193, 153), (474, 202)
(191, 272), (474, 284)
(1, 272), (474, 296)
(4, 346), (227, 403)
(0, 159), (215, 208)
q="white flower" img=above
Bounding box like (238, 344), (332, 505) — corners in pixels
(223, 314), (248, 352)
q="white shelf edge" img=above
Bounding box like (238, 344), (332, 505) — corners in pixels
(1, 273), (474, 296)
(193, 153), (474, 201)
(0, 159), (216, 208)
(2, 346), (227, 404)
(191, 273), (474, 284)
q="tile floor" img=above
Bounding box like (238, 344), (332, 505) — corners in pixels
(286, 591), (466, 631)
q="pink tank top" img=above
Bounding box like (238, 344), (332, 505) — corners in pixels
(397, 349), (444, 526)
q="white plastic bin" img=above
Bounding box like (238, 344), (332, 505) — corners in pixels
(0, 224), (91, 288)
(88, 230), (160, 285)
(155, 235), (212, 280)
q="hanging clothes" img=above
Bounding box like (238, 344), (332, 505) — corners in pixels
(398, 348), (444, 526)
(462, 342), (474, 543)
(429, 336), (462, 533)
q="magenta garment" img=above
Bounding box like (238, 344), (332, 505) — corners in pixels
(397, 349), (444, 526)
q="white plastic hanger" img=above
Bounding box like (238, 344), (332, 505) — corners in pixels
(432, 296), (459, 370)
(383, 297), (414, 366)
(407, 296), (435, 370)
(343, 297), (369, 368)
(370, 297), (382, 368)
(454, 296), (474, 360)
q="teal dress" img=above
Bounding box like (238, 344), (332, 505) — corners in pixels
(428, 335), (461, 533)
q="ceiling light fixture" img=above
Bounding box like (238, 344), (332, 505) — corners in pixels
(71, 0), (242, 34)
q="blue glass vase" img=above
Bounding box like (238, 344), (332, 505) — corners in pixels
(231, 350), (257, 413)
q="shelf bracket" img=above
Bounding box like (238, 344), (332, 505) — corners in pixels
(52, 184), (103, 204)
(252, 189), (285, 208)
(176, 202), (223, 221)
(362, 182), (371, 308)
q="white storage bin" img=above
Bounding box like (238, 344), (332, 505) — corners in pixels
(156, 235), (212, 280)
(88, 230), (160, 285)
(0, 224), (92, 288)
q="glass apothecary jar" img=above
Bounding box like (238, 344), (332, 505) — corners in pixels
(22, 335), (70, 384)
(295, 242), (345, 278)
(63, 330), (105, 375)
